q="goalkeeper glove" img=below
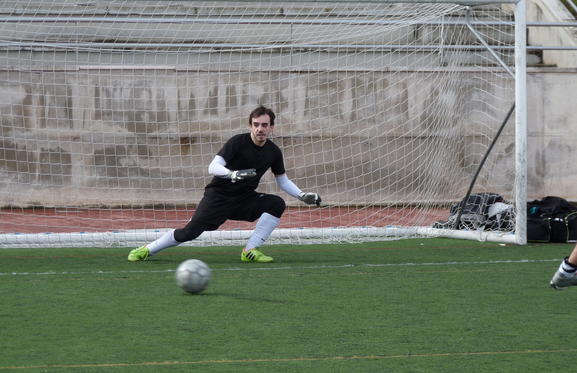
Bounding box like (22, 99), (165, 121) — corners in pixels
(228, 168), (257, 183)
(299, 192), (322, 206)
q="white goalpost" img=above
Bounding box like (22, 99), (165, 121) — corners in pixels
(0, 0), (526, 248)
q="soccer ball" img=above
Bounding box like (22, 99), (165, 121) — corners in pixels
(175, 259), (211, 294)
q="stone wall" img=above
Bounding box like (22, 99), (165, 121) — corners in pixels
(0, 0), (575, 207)
(2, 66), (574, 206)
(527, 68), (577, 199)
(0, 68), (520, 207)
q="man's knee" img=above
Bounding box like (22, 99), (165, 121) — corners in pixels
(264, 194), (286, 218)
(174, 222), (209, 242)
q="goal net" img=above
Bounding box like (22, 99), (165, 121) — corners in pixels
(0, 0), (526, 248)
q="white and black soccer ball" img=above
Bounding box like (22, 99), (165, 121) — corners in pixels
(175, 259), (211, 294)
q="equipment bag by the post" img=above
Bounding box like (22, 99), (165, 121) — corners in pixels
(526, 216), (551, 242)
(433, 192), (513, 231)
(527, 196), (577, 243)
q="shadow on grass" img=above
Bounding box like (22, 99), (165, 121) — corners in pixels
(179, 291), (291, 304)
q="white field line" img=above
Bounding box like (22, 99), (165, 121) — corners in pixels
(0, 258), (561, 276)
(3, 348), (577, 371)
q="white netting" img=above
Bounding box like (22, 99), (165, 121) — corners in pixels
(0, 1), (521, 248)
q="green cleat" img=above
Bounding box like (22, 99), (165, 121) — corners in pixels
(128, 245), (150, 262)
(241, 249), (274, 263)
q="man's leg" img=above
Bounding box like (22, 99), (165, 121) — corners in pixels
(128, 193), (220, 262)
(550, 243), (577, 290)
(245, 213), (280, 251)
(238, 194), (286, 263)
(240, 213), (280, 263)
(127, 229), (183, 262)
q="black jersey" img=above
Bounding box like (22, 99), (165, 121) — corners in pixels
(205, 133), (286, 196)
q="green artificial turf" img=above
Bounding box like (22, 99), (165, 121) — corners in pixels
(0, 238), (575, 372)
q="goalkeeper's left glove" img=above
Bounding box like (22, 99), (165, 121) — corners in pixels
(228, 168), (257, 183)
(299, 192), (322, 207)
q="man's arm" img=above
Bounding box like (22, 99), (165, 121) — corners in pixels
(208, 155), (256, 183)
(275, 174), (322, 206)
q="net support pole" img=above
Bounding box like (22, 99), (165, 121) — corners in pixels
(514, 0), (527, 245)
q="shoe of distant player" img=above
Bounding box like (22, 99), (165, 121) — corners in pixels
(550, 263), (577, 290)
(241, 249), (274, 263)
(127, 245), (150, 262)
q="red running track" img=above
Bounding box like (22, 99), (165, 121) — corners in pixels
(0, 207), (449, 234)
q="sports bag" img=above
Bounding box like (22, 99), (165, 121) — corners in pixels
(526, 216), (551, 242)
(527, 196), (577, 243)
(434, 192), (513, 231)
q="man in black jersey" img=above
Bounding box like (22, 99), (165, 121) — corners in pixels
(128, 105), (321, 263)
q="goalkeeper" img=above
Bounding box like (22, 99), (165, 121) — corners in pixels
(128, 105), (321, 263)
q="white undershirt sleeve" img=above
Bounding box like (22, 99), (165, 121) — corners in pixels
(208, 155), (231, 177)
(275, 173), (303, 198)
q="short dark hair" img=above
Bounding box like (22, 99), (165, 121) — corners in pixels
(249, 105), (275, 126)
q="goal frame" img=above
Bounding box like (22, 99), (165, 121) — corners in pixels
(0, 0), (527, 247)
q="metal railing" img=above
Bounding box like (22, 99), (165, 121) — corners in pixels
(565, 0), (577, 15)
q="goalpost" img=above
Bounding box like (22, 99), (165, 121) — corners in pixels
(0, 0), (526, 248)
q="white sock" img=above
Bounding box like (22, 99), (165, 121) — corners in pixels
(244, 213), (280, 252)
(147, 229), (180, 255)
(561, 257), (577, 274)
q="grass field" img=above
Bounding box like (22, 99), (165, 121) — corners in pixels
(1, 238), (576, 372)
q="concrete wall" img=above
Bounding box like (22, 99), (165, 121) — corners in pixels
(1, 67), (574, 207)
(0, 0), (576, 208)
(0, 68), (519, 207)
(525, 0), (577, 201)
(528, 0), (577, 68)
(528, 68), (577, 199)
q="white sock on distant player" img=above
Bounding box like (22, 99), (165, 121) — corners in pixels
(561, 257), (577, 274)
(244, 213), (280, 252)
(147, 229), (180, 255)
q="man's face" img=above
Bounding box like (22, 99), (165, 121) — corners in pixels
(249, 114), (273, 146)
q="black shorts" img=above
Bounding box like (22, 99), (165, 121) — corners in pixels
(188, 190), (285, 231)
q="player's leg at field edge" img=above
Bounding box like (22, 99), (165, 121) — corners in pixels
(550, 243), (577, 290)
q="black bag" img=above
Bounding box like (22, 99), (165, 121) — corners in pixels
(527, 216), (550, 242)
(548, 211), (577, 243)
(527, 196), (577, 243)
(566, 212), (577, 242)
(434, 192), (512, 231)
(527, 196), (577, 217)
(549, 216), (567, 243)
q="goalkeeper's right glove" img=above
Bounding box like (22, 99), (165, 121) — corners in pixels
(228, 168), (257, 183)
(299, 192), (322, 207)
